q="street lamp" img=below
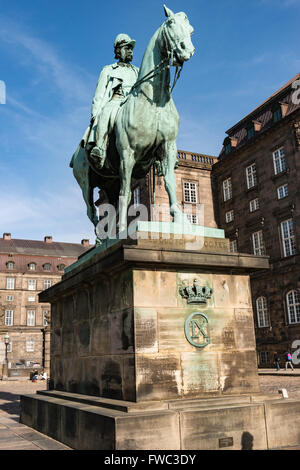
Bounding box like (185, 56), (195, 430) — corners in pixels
(2, 332), (10, 380)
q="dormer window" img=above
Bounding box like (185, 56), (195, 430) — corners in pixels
(28, 263), (36, 271)
(273, 107), (282, 123)
(272, 101), (288, 123)
(225, 142), (232, 155)
(43, 263), (51, 271)
(247, 126), (255, 140)
(6, 261), (14, 270)
(57, 264), (66, 271)
(223, 136), (238, 155)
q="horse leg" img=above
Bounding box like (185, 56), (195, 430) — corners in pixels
(118, 148), (135, 234)
(77, 172), (98, 228)
(161, 141), (186, 223)
(72, 146), (99, 229)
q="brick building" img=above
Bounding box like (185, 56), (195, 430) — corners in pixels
(0, 234), (90, 376)
(130, 150), (218, 227)
(212, 73), (300, 366)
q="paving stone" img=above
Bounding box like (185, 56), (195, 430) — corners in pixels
(0, 429), (17, 440)
(0, 440), (41, 450)
(0, 381), (71, 450)
(13, 429), (46, 440)
(9, 424), (30, 431)
(32, 437), (71, 450)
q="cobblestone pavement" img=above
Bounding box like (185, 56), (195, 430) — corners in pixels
(0, 380), (70, 450)
(1, 376), (300, 450)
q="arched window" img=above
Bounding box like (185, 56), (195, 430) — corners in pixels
(57, 264), (65, 271)
(6, 261), (14, 270)
(28, 262), (36, 271)
(256, 296), (269, 327)
(286, 290), (300, 324)
(43, 263), (51, 271)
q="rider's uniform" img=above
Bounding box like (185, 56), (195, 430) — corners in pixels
(82, 62), (139, 149)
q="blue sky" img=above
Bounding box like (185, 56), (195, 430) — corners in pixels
(0, 0), (299, 243)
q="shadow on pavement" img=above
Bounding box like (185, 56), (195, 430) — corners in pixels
(0, 391), (22, 415)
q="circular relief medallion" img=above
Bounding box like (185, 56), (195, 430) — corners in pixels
(184, 311), (210, 349)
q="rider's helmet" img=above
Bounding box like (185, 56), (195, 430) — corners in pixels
(114, 34), (136, 58)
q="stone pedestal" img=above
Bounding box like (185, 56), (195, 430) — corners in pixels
(19, 228), (300, 449)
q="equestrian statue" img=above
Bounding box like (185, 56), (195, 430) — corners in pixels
(70, 5), (195, 244)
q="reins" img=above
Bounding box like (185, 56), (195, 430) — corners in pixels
(130, 23), (183, 94)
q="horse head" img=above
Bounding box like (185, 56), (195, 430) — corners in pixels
(162, 5), (195, 66)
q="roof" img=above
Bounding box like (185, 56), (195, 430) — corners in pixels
(0, 238), (90, 258)
(226, 72), (300, 135)
(217, 73), (300, 159)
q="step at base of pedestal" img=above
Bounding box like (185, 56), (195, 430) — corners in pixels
(20, 391), (300, 450)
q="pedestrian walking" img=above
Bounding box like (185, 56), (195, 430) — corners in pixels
(285, 351), (294, 371)
(274, 352), (281, 371)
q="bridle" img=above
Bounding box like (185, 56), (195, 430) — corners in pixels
(130, 21), (184, 93)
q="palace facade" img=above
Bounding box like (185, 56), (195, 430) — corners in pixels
(0, 234), (90, 376)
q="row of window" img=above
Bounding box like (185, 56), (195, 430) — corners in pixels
(5, 294), (42, 303)
(6, 339), (36, 353)
(5, 278), (52, 290)
(222, 146), (287, 202)
(229, 218), (296, 257)
(4, 309), (49, 327)
(6, 262), (65, 271)
(225, 196), (261, 223)
(256, 290), (300, 327)
(134, 181), (200, 207)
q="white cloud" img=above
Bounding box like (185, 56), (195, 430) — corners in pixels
(0, 15), (98, 243)
(0, 183), (95, 243)
(0, 17), (94, 105)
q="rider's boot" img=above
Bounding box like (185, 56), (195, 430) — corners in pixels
(90, 146), (106, 169)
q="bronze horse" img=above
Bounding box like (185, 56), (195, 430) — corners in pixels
(70, 5), (194, 242)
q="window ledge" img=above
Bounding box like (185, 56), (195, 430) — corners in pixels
(246, 184), (259, 193)
(271, 169), (289, 182)
(249, 209), (260, 214)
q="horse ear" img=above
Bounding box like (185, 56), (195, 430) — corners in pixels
(163, 4), (175, 18)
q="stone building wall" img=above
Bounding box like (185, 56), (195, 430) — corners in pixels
(212, 73), (300, 366)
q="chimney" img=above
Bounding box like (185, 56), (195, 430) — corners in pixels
(44, 236), (52, 243)
(3, 233), (11, 240)
(81, 239), (90, 247)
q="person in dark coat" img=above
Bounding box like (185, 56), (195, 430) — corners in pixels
(274, 352), (281, 371)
